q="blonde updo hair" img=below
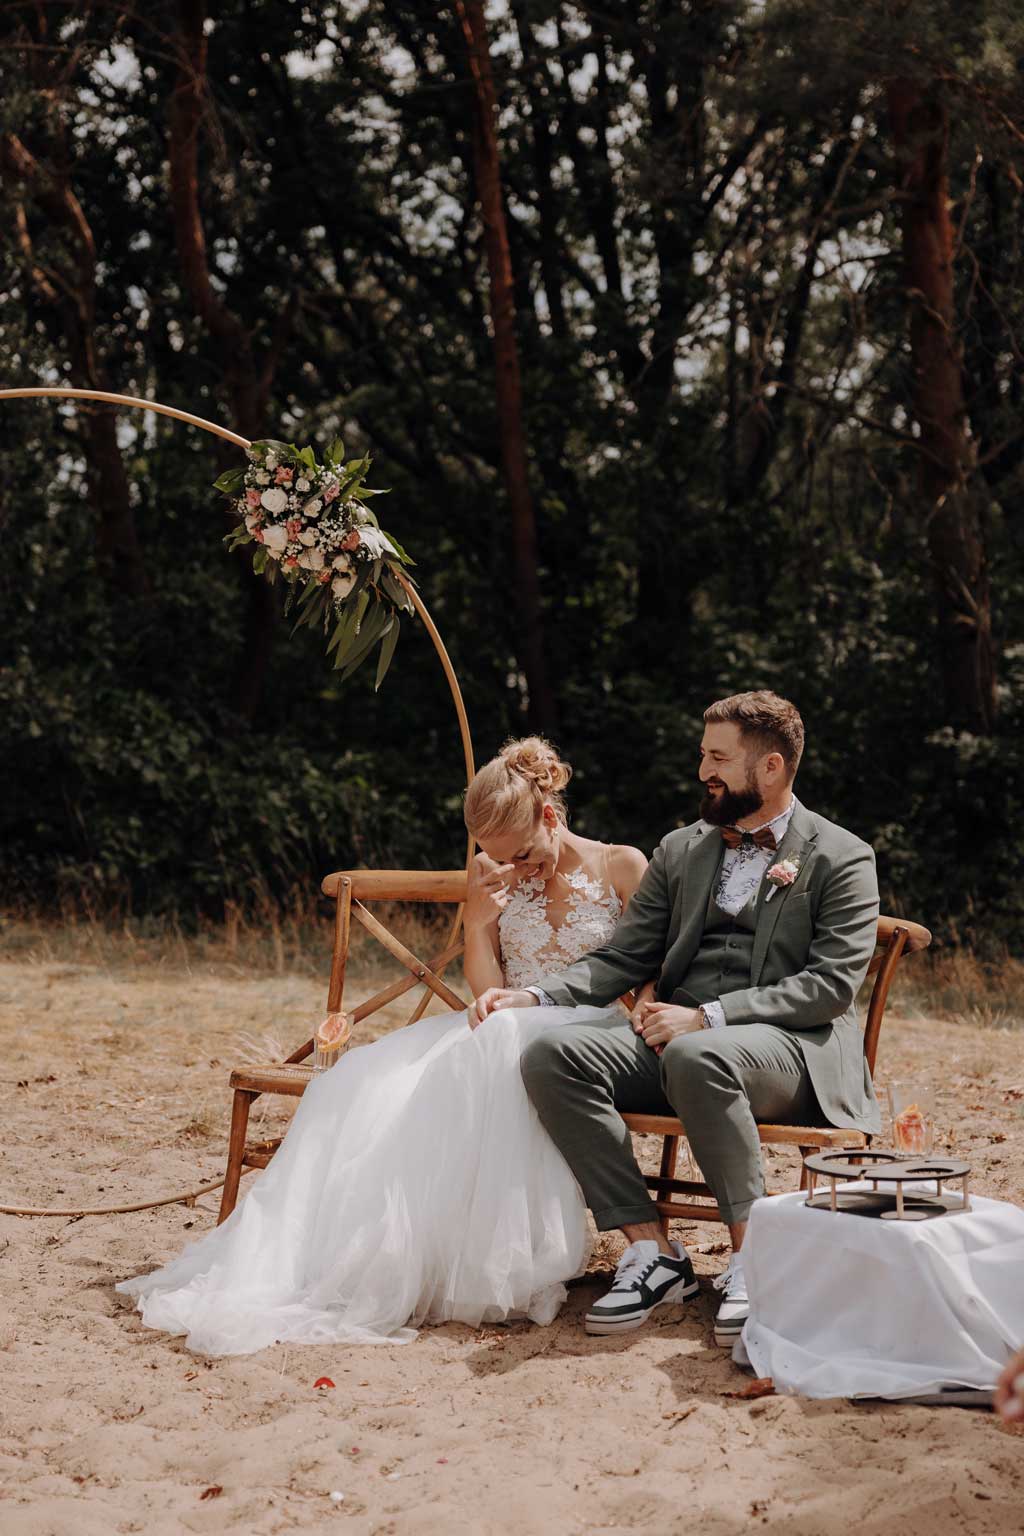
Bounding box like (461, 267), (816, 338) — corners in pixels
(463, 736), (572, 843)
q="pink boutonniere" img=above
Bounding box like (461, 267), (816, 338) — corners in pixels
(764, 858), (800, 902)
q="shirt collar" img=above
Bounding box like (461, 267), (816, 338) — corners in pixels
(749, 796), (797, 837)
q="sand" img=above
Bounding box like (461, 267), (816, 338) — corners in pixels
(1, 951), (1023, 1534)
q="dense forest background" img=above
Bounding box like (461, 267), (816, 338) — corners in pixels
(1, 1), (1022, 949)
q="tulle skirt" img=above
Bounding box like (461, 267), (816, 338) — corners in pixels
(116, 1004), (611, 1356)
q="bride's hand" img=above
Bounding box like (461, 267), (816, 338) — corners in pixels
(465, 854), (516, 930)
(470, 987), (537, 1029)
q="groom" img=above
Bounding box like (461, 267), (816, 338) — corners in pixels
(472, 690), (880, 1345)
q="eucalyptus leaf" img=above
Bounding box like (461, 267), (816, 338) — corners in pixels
(352, 589), (371, 632)
(213, 467), (247, 494)
(291, 587), (329, 636)
(382, 534), (414, 566)
(326, 610), (354, 658)
(296, 576), (325, 609)
(326, 589), (368, 657)
(336, 603), (387, 677)
(381, 568), (415, 611)
(374, 616), (400, 691)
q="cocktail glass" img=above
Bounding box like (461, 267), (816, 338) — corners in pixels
(887, 1081), (935, 1157)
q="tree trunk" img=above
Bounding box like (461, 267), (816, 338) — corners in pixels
(887, 79), (996, 734)
(2, 134), (150, 601)
(511, 1), (566, 340)
(168, 0), (287, 721)
(455, 0), (557, 732)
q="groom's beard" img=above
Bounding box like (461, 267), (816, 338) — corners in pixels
(700, 775), (764, 827)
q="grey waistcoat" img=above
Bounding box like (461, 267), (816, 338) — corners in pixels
(672, 883), (757, 1007)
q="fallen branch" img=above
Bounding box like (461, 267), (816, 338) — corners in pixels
(0, 1170), (249, 1218)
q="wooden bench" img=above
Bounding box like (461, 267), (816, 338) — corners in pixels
(216, 871), (931, 1229)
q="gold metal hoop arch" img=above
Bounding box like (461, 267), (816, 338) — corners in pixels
(0, 385), (477, 881)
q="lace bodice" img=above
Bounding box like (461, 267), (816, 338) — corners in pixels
(498, 863), (622, 990)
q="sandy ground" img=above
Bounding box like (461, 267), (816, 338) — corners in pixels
(1, 950), (1023, 1535)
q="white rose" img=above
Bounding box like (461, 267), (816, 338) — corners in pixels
(255, 470), (270, 485)
(262, 525), (288, 554)
(332, 570), (356, 598)
(332, 553), (353, 572)
(299, 529), (317, 546)
(307, 548), (325, 570)
(305, 497), (322, 516)
(296, 477), (310, 492)
(357, 527), (390, 558)
(260, 488), (289, 515)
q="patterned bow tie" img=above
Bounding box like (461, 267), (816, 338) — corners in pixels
(720, 825), (777, 852)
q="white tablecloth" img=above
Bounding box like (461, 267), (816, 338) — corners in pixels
(739, 1184), (1024, 1399)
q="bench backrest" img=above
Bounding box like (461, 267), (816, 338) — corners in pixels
(316, 870), (932, 1079)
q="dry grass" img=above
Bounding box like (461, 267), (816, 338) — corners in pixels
(0, 896), (459, 997)
(885, 946), (1024, 1031)
(3, 904), (1022, 1031)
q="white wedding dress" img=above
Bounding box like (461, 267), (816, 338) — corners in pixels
(117, 864), (625, 1355)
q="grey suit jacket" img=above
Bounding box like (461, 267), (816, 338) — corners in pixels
(537, 802), (882, 1133)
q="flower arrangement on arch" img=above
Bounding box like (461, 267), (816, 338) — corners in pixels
(215, 437), (415, 687)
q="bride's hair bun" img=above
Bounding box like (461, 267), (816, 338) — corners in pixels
(498, 737), (572, 797)
(464, 736), (572, 841)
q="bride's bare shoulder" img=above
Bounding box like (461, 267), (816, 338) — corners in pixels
(608, 842), (648, 876)
(594, 841), (647, 902)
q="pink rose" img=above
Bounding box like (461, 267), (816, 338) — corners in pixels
(286, 518), (302, 540)
(245, 488), (262, 508)
(252, 527), (265, 543)
(284, 555), (299, 569)
(767, 859), (799, 886)
(317, 568), (332, 584)
(340, 529), (361, 551)
(323, 482), (340, 502)
(275, 466), (294, 485)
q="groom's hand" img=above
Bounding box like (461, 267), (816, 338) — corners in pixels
(638, 1002), (703, 1052)
(470, 987), (538, 1028)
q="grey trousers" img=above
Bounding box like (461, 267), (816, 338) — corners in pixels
(520, 1014), (823, 1226)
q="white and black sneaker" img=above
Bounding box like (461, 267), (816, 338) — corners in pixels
(712, 1253), (748, 1347)
(585, 1240), (698, 1336)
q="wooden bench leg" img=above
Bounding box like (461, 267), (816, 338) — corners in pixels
(657, 1135), (680, 1237)
(218, 1089), (256, 1224)
(797, 1145), (814, 1193)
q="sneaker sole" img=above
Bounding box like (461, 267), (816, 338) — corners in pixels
(584, 1277), (700, 1335)
(713, 1319), (747, 1348)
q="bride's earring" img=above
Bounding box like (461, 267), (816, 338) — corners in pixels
(549, 822), (564, 884)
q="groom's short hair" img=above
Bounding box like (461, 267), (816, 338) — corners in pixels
(704, 691), (804, 779)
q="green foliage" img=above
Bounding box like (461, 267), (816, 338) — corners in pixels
(0, 0), (1021, 946)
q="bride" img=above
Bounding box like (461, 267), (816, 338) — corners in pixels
(117, 738), (650, 1354)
